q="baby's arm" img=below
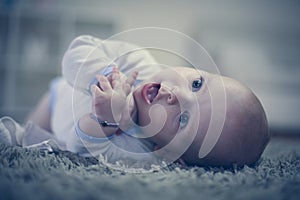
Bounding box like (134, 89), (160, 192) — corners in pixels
(78, 67), (138, 138)
(62, 35), (156, 94)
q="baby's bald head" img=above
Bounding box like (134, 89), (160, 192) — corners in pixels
(182, 76), (269, 168)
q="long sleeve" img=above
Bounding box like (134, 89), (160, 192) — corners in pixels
(62, 35), (158, 94)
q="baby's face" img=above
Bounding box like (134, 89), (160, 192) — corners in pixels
(133, 66), (269, 167)
(133, 66), (218, 162)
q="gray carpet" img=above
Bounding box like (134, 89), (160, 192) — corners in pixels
(0, 138), (299, 200)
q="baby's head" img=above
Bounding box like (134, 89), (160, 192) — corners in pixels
(132, 66), (269, 168)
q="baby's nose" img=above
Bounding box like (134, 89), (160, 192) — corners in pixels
(160, 85), (178, 104)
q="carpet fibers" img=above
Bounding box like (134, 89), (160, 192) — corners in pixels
(0, 138), (299, 200)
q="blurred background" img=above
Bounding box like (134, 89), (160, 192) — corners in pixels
(0, 0), (299, 136)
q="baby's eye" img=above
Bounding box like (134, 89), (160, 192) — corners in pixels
(179, 112), (189, 129)
(192, 77), (203, 92)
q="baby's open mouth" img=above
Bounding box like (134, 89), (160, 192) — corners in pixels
(142, 83), (161, 104)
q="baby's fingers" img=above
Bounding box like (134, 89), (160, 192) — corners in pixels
(123, 71), (138, 95)
(126, 70), (138, 86)
(91, 84), (103, 99)
(96, 75), (112, 92)
(111, 66), (121, 89)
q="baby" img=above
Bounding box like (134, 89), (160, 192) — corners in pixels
(0, 35), (269, 168)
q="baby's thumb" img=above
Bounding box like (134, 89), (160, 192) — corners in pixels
(91, 85), (101, 98)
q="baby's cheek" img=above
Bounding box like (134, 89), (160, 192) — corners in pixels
(137, 104), (168, 138)
(157, 123), (178, 146)
(138, 111), (151, 127)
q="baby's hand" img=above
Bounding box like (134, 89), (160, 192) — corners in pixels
(91, 67), (138, 127)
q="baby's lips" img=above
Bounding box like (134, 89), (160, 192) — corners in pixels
(142, 83), (161, 104)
